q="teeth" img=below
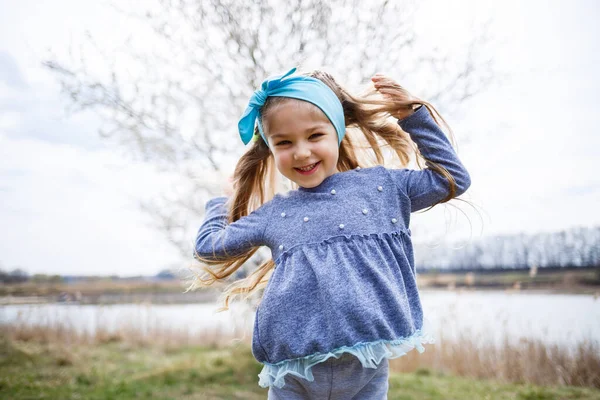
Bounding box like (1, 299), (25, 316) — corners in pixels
(298, 162), (317, 171)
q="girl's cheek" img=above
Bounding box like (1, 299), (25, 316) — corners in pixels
(278, 149), (292, 162)
(274, 152), (289, 167)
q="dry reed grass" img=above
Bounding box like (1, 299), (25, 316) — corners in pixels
(0, 305), (250, 351)
(1, 305), (598, 389)
(389, 332), (600, 388)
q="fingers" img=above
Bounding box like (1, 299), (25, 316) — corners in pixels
(372, 80), (401, 93)
(375, 87), (396, 101)
(371, 74), (400, 89)
(371, 74), (386, 83)
(370, 74), (415, 104)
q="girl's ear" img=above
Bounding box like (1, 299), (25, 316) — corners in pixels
(222, 175), (234, 197)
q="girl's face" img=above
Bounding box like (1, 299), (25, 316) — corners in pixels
(264, 99), (340, 188)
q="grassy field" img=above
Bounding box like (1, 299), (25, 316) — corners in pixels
(2, 300), (599, 392)
(2, 338), (600, 400)
(2, 271), (599, 398)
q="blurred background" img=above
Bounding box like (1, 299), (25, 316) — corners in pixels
(1, 0), (599, 398)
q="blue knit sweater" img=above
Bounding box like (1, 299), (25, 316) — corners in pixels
(194, 105), (471, 388)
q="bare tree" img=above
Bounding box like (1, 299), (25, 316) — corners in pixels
(43, 0), (500, 261)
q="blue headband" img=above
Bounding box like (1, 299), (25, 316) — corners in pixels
(238, 67), (346, 146)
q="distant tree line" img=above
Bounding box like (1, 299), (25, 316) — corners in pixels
(415, 226), (600, 271)
(0, 268), (31, 284)
(3, 226), (598, 281)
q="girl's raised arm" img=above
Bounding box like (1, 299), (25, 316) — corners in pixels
(193, 197), (269, 261)
(390, 105), (471, 212)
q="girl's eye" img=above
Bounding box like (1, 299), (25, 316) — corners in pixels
(275, 140), (291, 146)
(309, 133), (324, 139)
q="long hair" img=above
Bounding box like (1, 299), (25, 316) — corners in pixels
(192, 70), (462, 312)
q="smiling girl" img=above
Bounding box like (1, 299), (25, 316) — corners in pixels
(193, 67), (471, 398)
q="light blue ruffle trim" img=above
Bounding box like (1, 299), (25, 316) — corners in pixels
(258, 329), (436, 389)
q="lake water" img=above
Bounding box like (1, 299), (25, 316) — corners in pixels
(1, 290), (598, 348)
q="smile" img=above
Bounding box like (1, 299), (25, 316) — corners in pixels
(294, 161), (321, 175)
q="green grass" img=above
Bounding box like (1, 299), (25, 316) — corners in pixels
(1, 338), (599, 400)
(388, 371), (600, 400)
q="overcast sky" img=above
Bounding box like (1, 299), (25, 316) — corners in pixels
(1, 0), (599, 276)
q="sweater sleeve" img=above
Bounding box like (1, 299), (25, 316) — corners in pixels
(193, 196), (269, 261)
(388, 105), (471, 212)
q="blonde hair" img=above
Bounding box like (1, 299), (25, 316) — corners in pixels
(192, 70), (463, 312)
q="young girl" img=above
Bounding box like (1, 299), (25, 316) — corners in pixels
(193, 67), (471, 398)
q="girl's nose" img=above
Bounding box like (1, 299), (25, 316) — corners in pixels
(294, 145), (311, 160)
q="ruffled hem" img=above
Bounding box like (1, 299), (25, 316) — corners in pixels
(257, 329), (435, 389)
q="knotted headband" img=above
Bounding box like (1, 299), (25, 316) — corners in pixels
(238, 67), (346, 146)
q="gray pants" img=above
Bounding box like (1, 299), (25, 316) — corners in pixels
(267, 353), (389, 399)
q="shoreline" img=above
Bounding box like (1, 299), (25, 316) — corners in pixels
(1, 286), (598, 306)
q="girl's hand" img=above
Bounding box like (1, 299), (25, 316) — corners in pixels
(371, 74), (419, 120)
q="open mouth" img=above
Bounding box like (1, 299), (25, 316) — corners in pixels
(294, 161), (321, 175)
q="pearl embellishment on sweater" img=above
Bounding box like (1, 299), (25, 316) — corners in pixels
(272, 181), (398, 244)
(356, 166), (361, 170)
